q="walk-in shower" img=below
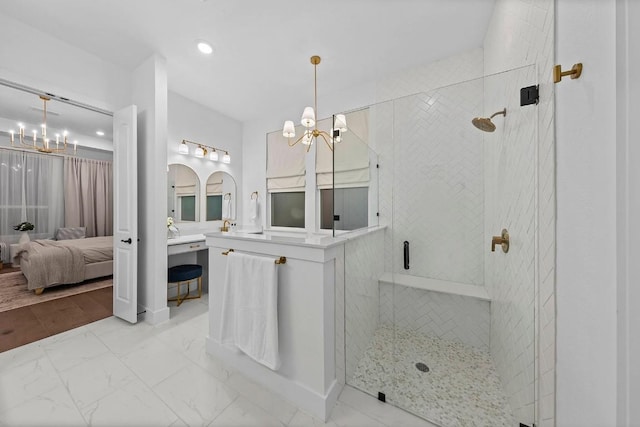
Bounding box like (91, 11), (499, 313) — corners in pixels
(339, 65), (537, 427)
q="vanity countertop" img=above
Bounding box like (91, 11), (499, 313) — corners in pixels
(205, 230), (343, 249)
(204, 225), (386, 250)
(167, 233), (206, 246)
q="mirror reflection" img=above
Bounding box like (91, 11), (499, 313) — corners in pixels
(206, 171), (236, 220)
(168, 164), (200, 222)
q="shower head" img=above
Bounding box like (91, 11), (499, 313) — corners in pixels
(471, 108), (507, 132)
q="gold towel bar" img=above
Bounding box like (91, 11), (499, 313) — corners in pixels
(221, 249), (286, 264)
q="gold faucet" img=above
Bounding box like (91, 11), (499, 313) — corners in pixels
(220, 220), (231, 232)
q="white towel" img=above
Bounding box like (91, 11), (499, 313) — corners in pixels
(223, 198), (231, 219)
(249, 197), (258, 221)
(219, 252), (280, 370)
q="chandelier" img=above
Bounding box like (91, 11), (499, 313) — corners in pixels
(282, 55), (347, 152)
(9, 95), (76, 153)
(178, 139), (231, 164)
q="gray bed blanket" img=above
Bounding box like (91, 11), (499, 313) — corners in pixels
(16, 239), (86, 291)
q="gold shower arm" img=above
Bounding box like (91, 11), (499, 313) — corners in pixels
(489, 108), (507, 119)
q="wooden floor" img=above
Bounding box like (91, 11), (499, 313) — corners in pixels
(0, 286), (113, 353)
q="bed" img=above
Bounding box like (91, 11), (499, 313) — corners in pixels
(13, 236), (113, 294)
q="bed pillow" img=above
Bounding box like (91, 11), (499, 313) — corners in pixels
(55, 227), (86, 240)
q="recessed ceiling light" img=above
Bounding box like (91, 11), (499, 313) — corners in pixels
(197, 41), (213, 55)
(96, 130), (105, 136)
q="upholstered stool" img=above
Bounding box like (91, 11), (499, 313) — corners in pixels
(167, 264), (202, 306)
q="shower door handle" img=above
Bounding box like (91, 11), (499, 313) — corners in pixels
(403, 241), (410, 270)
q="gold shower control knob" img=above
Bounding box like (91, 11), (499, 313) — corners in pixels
(491, 229), (509, 253)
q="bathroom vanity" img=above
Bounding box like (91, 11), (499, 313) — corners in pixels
(205, 229), (348, 421)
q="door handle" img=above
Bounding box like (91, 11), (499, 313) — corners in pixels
(121, 238), (132, 244)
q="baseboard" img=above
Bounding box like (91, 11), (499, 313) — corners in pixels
(143, 305), (170, 324)
(206, 337), (342, 421)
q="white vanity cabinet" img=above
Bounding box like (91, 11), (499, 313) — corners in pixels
(205, 231), (345, 421)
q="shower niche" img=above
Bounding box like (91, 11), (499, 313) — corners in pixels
(342, 65), (537, 427)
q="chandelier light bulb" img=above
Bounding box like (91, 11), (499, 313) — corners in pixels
(209, 149), (219, 161)
(12, 96), (72, 154)
(301, 130), (313, 145)
(301, 107), (315, 128)
(334, 114), (348, 132)
(222, 151), (231, 164)
(331, 129), (342, 143)
(283, 120), (295, 138)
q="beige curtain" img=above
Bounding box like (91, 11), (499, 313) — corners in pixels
(64, 157), (113, 237)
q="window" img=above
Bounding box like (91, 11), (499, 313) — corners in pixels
(179, 195), (196, 221)
(267, 125), (306, 228)
(320, 187), (368, 230)
(206, 195), (222, 221)
(271, 192), (305, 228)
(0, 149), (64, 241)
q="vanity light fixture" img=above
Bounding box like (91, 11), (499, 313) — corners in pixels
(178, 140), (190, 154)
(178, 139), (230, 164)
(9, 95), (77, 154)
(282, 56), (347, 152)
(96, 130), (105, 136)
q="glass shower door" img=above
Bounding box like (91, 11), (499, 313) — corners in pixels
(343, 66), (537, 427)
(387, 66), (537, 426)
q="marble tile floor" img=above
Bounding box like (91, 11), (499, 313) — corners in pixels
(0, 296), (436, 427)
(349, 326), (514, 427)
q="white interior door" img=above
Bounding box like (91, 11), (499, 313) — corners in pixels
(113, 105), (138, 323)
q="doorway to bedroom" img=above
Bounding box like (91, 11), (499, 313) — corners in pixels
(0, 80), (116, 351)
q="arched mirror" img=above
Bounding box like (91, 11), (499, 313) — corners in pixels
(168, 164), (200, 222)
(206, 171), (236, 220)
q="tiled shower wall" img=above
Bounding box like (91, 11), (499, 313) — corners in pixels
(484, 65), (537, 424)
(484, 1), (556, 425)
(344, 228), (385, 381)
(379, 283), (491, 351)
(373, 48), (485, 277)
(388, 83), (485, 285)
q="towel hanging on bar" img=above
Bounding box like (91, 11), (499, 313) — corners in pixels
(222, 249), (286, 264)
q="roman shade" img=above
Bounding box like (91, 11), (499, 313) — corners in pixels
(175, 165), (197, 196)
(207, 172), (223, 195)
(266, 130), (306, 192)
(316, 108), (370, 189)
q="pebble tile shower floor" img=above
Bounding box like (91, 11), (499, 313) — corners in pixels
(349, 326), (515, 427)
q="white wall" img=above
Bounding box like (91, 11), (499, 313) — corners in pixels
(0, 13), (131, 111)
(167, 91), (243, 233)
(616, 1), (640, 425)
(132, 54), (169, 324)
(556, 0), (617, 425)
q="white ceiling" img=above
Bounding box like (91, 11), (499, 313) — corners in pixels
(0, 0), (495, 123)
